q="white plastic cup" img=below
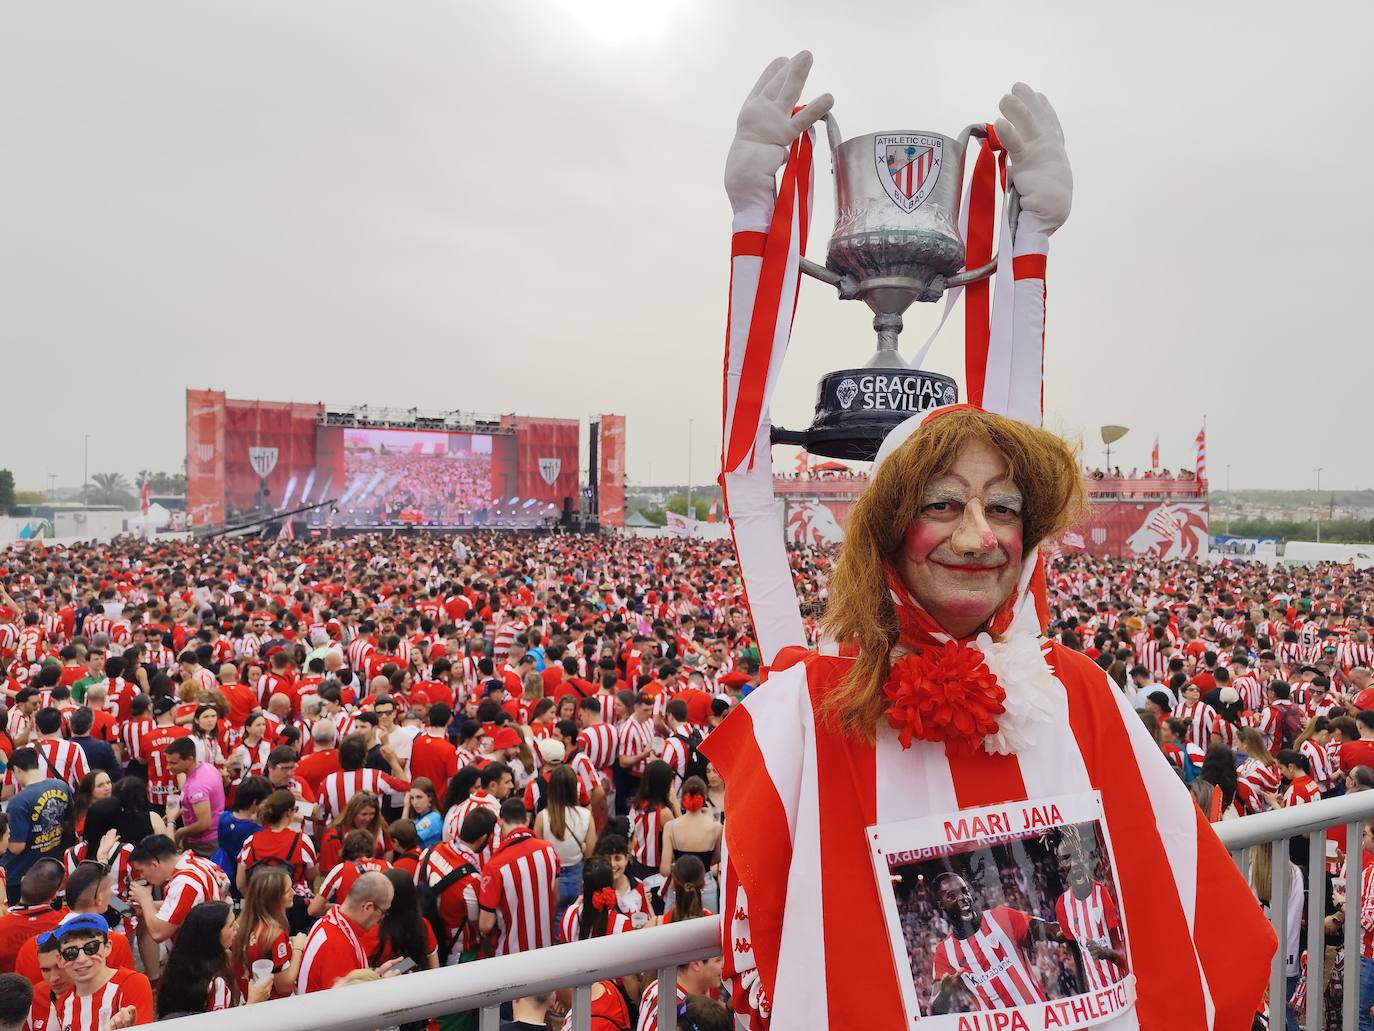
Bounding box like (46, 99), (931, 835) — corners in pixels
(251, 960), (274, 984)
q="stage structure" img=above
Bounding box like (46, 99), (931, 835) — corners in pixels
(186, 390), (625, 532)
(776, 465), (1210, 560)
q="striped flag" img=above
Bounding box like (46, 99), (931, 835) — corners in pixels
(1151, 435), (1160, 472)
(794, 450), (808, 475)
(1195, 424), (1207, 481)
(1063, 530), (1086, 549)
(139, 479), (149, 515)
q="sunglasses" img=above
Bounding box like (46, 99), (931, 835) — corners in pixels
(59, 939), (105, 962)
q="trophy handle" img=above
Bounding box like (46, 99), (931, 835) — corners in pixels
(946, 124), (1020, 288)
(823, 113), (843, 159)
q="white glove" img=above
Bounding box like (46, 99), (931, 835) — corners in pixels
(724, 51), (834, 224)
(994, 83), (1072, 237)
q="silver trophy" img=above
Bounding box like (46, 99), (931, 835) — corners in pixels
(773, 115), (1018, 460)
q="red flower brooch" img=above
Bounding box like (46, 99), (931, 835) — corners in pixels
(883, 640), (1006, 756)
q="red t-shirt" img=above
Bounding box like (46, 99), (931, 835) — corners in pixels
(295, 749), (341, 795)
(409, 733), (458, 796)
(0, 904), (67, 972)
(1341, 740), (1374, 775)
(236, 921), (291, 999)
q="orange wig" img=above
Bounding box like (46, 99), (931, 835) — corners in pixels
(820, 408), (1086, 738)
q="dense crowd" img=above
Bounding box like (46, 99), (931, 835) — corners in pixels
(0, 531), (1368, 1030)
(341, 449), (494, 525)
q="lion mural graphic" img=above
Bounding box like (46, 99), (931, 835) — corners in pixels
(1126, 502), (1209, 561)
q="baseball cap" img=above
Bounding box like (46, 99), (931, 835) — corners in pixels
(151, 696), (175, 716)
(536, 738), (566, 764)
(491, 727), (521, 751)
(39, 912), (110, 946)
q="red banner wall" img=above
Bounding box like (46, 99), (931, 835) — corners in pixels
(1062, 500), (1211, 560)
(500, 416), (580, 505)
(223, 400), (324, 516)
(599, 414), (625, 528)
(185, 390), (227, 528)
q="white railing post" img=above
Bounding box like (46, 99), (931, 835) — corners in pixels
(478, 1005), (499, 1031)
(570, 984), (592, 1031)
(658, 966), (678, 1029)
(1345, 821), (1363, 1031)
(1272, 835), (1291, 1029)
(1307, 832), (1324, 1031)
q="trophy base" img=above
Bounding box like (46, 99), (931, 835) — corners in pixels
(771, 367), (959, 462)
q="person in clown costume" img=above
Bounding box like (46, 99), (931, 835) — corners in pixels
(703, 52), (1275, 1030)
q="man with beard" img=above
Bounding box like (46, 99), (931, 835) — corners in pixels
(1053, 830), (1126, 993)
(930, 871), (1069, 1014)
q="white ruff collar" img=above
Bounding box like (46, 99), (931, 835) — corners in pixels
(971, 632), (1059, 756)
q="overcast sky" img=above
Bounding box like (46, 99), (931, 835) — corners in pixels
(3, 1), (1370, 494)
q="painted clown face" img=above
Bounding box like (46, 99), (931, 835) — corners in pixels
(899, 439), (1024, 638)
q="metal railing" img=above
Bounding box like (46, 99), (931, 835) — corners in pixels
(156, 792), (1374, 1031)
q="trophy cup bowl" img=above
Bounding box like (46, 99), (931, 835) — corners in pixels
(772, 117), (1014, 461)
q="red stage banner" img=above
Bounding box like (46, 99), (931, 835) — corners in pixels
(223, 400), (324, 516)
(500, 416), (580, 505)
(185, 389), (226, 528)
(599, 414), (625, 528)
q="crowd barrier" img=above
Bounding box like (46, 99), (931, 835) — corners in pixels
(155, 792), (1374, 1031)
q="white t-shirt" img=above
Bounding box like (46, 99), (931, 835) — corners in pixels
(542, 806), (592, 867)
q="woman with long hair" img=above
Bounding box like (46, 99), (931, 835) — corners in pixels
(657, 776), (721, 913)
(560, 857), (633, 943)
(190, 704), (226, 768)
(527, 697), (557, 738)
(120, 646), (151, 695)
(370, 868), (439, 972)
(236, 790), (317, 930)
(439, 764), (482, 832)
(658, 855), (709, 925)
(629, 760), (678, 882)
(230, 867), (304, 999)
(1190, 744), (1239, 822)
(518, 672), (545, 725)
(109, 776), (170, 841)
(65, 769), (113, 843)
(227, 712), (271, 778)
(534, 765), (596, 919)
(156, 901), (269, 1016)
(402, 778), (443, 848)
(554, 696), (578, 724)
(1235, 727), (1282, 814)
(318, 790), (386, 872)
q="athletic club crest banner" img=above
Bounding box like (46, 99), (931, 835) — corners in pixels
(248, 446), (280, 479)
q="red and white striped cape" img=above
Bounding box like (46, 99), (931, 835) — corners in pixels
(700, 642), (1273, 1029)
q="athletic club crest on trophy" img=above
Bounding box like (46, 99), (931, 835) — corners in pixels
(771, 114), (1018, 460)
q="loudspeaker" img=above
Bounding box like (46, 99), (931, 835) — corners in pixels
(561, 497), (574, 528)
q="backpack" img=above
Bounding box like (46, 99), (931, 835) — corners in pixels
(1278, 703), (1305, 751)
(416, 846), (477, 954)
(682, 727), (710, 784)
(246, 832), (302, 879)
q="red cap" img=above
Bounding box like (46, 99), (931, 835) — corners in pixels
(491, 727), (522, 751)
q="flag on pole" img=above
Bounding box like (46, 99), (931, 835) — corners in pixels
(139, 480), (150, 515)
(278, 518), (294, 541)
(1195, 424), (1207, 481)
(1062, 530), (1086, 549)
(707, 496), (719, 523)
(794, 450), (808, 476)
(1151, 436), (1160, 472)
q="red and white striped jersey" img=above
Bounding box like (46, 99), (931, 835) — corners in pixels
(476, 828), (559, 957)
(54, 969), (153, 1031)
(630, 803), (668, 870)
(16, 627), (44, 664)
(932, 906), (1046, 1009)
(1138, 639), (1169, 681)
(576, 723), (619, 775)
(661, 729), (695, 782)
(1278, 641), (1305, 670)
(144, 644), (175, 670)
(4, 707), (30, 745)
(1236, 758), (1283, 814)
(121, 716), (155, 762)
(559, 898), (632, 943)
(1232, 673), (1263, 713)
(155, 852), (229, 931)
(206, 977), (233, 1012)
(1213, 711), (1257, 750)
(635, 978), (687, 1031)
(1055, 882), (1124, 993)
(34, 737), (89, 787)
(1361, 852), (1374, 959)
(1283, 775), (1322, 807)
(617, 717), (658, 778)
(1173, 701), (1220, 750)
(83, 613), (113, 641)
(1299, 739), (1334, 791)
(316, 768), (410, 825)
(1338, 640), (1374, 674)
(442, 790), (502, 853)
